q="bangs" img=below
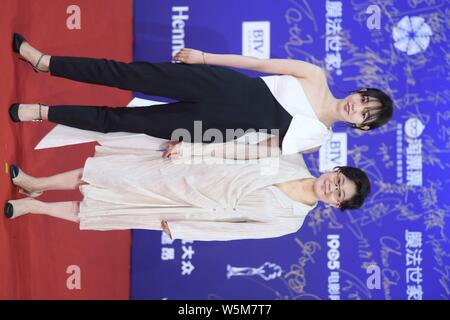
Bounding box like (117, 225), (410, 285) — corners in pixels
(360, 94), (384, 125)
(349, 87), (394, 130)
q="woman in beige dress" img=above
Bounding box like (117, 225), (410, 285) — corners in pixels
(4, 136), (370, 241)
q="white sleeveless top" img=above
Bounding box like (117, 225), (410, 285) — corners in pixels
(260, 75), (333, 155)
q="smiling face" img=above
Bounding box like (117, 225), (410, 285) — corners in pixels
(340, 90), (383, 130)
(313, 170), (357, 208)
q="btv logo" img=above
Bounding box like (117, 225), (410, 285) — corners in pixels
(319, 132), (347, 172)
(242, 21), (271, 59)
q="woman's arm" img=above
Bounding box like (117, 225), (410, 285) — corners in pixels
(257, 58), (324, 78)
(173, 48), (262, 71)
(173, 48), (323, 78)
(203, 53), (263, 72)
(160, 136), (281, 160)
(167, 218), (301, 241)
(178, 136), (281, 160)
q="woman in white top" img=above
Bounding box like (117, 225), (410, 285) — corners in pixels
(4, 135), (371, 241)
(11, 34), (393, 156)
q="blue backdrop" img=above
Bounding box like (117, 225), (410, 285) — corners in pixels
(131, 0), (450, 300)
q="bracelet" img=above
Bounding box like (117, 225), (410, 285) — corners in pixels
(202, 52), (206, 64)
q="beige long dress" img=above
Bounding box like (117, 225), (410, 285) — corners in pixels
(78, 134), (316, 241)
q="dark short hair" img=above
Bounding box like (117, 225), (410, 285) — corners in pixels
(349, 88), (393, 131)
(334, 166), (371, 210)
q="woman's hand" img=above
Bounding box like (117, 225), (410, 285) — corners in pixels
(161, 220), (172, 239)
(160, 140), (182, 159)
(172, 48), (205, 64)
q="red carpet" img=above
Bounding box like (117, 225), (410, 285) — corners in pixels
(0, 0), (132, 299)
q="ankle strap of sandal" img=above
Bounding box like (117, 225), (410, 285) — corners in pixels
(32, 103), (43, 122)
(34, 54), (46, 72)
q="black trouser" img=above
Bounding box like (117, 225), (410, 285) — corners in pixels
(48, 56), (293, 142)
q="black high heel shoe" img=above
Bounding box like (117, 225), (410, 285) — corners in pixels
(9, 164), (43, 198)
(4, 202), (14, 219)
(9, 103), (44, 123)
(12, 32), (49, 73)
(3, 199), (33, 219)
